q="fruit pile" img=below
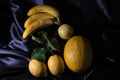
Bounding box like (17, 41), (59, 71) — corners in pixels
(22, 4), (93, 79)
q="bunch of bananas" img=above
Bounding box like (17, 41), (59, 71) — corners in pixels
(22, 4), (61, 39)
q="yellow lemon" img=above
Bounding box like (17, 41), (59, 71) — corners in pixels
(58, 24), (74, 40)
(28, 59), (47, 77)
(47, 54), (65, 78)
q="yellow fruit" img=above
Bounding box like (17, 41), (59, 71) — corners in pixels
(28, 59), (47, 77)
(64, 36), (93, 73)
(24, 12), (56, 28)
(22, 18), (54, 39)
(27, 4), (60, 18)
(47, 54), (65, 78)
(58, 24), (74, 40)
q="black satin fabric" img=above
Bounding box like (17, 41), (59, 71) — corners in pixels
(0, 0), (120, 80)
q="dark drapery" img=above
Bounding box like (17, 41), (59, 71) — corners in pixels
(0, 0), (120, 80)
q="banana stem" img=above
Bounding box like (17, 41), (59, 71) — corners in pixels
(54, 17), (61, 25)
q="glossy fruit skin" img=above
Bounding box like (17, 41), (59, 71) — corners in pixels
(28, 59), (47, 77)
(47, 54), (65, 78)
(22, 18), (54, 39)
(64, 36), (93, 73)
(27, 4), (60, 18)
(58, 24), (74, 40)
(24, 12), (55, 28)
(22, 4), (61, 39)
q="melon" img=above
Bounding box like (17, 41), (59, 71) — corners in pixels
(64, 36), (93, 73)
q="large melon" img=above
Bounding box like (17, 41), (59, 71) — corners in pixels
(64, 36), (93, 73)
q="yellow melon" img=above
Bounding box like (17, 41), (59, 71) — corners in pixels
(64, 35), (93, 73)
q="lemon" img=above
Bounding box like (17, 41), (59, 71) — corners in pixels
(64, 36), (93, 73)
(28, 59), (47, 77)
(47, 54), (65, 78)
(58, 24), (74, 40)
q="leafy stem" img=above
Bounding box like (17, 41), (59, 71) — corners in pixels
(37, 31), (61, 53)
(31, 30), (61, 61)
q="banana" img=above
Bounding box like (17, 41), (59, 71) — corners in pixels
(24, 12), (56, 28)
(22, 18), (55, 39)
(27, 4), (60, 18)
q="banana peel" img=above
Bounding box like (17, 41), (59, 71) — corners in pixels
(22, 18), (57, 39)
(24, 12), (56, 28)
(27, 4), (60, 18)
(22, 4), (61, 39)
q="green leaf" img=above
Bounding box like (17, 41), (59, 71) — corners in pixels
(38, 31), (48, 39)
(38, 31), (60, 51)
(31, 35), (44, 44)
(49, 37), (61, 52)
(46, 38), (57, 51)
(31, 47), (46, 62)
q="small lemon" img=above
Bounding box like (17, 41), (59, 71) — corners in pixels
(28, 59), (47, 77)
(58, 24), (74, 40)
(47, 54), (65, 78)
